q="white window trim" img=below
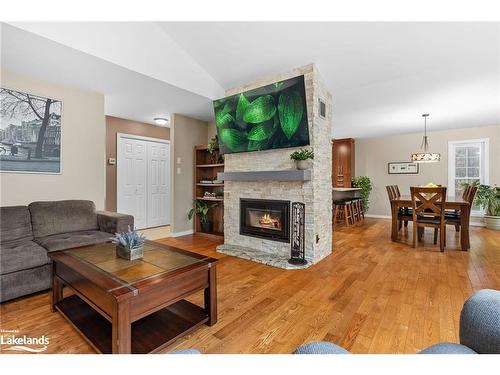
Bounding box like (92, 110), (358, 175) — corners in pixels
(448, 138), (489, 213)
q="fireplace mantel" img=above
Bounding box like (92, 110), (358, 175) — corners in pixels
(217, 170), (311, 182)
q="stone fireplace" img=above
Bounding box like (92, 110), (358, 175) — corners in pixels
(216, 64), (333, 269)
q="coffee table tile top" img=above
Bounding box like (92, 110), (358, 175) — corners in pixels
(67, 242), (208, 287)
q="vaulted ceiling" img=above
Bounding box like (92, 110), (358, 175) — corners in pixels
(2, 22), (499, 138)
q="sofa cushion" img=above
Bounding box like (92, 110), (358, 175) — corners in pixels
(0, 264), (51, 302)
(418, 343), (477, 354)
(0, 206), (33, 243)
(35, 230), (112, 252)
(29, 200), (98, 238)
(0, 239), (50, 274)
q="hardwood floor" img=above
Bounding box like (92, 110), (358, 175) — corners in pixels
(1, 219), (499, 354)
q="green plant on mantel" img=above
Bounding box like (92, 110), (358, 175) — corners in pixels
(290, 148), (314, 161)
(352, 176), (373, 212)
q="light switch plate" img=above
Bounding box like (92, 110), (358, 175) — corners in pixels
(177, 167), (181, 175)
(177, 157), (181, 164)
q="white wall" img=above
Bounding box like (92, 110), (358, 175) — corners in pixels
(355, 125), (500, 220)
(1, 71), (106, 209)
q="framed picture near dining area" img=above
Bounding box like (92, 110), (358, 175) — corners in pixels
(388, 161), (419, 175)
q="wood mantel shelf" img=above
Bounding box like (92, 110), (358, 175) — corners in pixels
(217, 170), (311, 182)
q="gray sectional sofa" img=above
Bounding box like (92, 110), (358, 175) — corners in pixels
(0, 200), (133, 302)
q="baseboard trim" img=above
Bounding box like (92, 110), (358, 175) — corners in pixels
(170, 229), (194, 237)
(365, 214), (486, 227)
(469, 221), (486, 227)
(364, 214), (391, 220)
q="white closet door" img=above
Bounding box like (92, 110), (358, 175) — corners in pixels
(147, 142), (170, 227)
(117, 138), (148, 229)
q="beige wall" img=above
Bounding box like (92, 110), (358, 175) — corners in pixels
(1, 71), (106, 209)
(355, 125), (500, 219)
(170, 114), (209, 234)
(105, 116), (170, 211)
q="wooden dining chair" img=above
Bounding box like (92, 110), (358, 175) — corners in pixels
(446, 185), (477, 248)
(386, 185), (411, 230)
(410, 186), (447, 251)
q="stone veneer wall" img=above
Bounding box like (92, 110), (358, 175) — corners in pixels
(221, 64), (333, 264)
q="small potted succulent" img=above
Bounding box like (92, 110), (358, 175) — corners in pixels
(188, 199), (218, 233)
(111, 226), (146, 260)
(290, 148), (314, 170)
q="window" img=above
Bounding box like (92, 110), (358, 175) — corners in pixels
(448, 139), (489, 211)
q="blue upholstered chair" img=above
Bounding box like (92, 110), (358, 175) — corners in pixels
(294, 289), (500, 354)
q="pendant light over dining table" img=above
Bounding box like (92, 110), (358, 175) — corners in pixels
(411, 114), (440, 162)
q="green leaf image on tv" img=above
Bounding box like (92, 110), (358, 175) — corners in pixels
(213, 75), (310, 154)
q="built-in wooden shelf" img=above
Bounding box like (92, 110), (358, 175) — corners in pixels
(196, 197), (224, 202)
(196, 163), (225, 168)
(194, 145), (224, 236)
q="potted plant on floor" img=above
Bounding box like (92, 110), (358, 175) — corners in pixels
(290, 148), (314, 170)
(352, 176), (373, 212)
(111, 226), (146, 260)
(188, 199), (219, 233)
(474, 184), (500, 230)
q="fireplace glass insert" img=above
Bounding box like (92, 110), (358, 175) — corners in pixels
(240, 198), (290, 242)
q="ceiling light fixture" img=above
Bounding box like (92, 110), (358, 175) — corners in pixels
(411, 114), (440, 163)
(154, 117), (169, 126)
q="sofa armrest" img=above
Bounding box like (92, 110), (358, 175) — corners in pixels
(293, 341), (351, 354)
(459, 289), (500, 354)
(96, 211), (134, 234)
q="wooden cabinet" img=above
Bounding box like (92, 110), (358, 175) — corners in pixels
(332, 138), (355, 188)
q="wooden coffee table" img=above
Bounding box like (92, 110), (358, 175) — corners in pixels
(49, 241), (218, 354)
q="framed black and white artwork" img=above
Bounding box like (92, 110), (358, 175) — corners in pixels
(388, 161), (419, 175)
(0, 88), (62, 174)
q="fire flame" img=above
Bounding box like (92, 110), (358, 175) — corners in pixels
(259, 213), (280, 228)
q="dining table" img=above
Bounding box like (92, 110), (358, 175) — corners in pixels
(390, 195), (471, 251)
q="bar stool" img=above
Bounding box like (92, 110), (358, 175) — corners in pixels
(351, 199), (360, 222)
(352, 198), (364, 222)
(333, 199), (354, 226)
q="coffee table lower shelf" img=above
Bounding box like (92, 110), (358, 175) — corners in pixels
(56, 294), (208, 354)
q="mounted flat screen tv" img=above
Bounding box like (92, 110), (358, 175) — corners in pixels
(213, 75), (309, 154)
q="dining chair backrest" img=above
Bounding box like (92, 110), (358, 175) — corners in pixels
(386, 185), (400, 201)
(394, 185), (401, 197)
(462, 185), (471, 200)
(464, 186), (478, 214)
(410, 187), (447, 219)
(465, 186), (478, 205)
